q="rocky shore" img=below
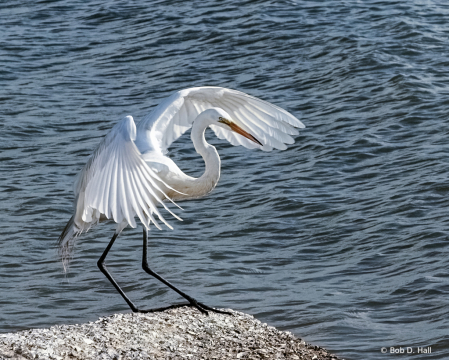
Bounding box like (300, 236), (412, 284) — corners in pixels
(0, 307), (343, 360)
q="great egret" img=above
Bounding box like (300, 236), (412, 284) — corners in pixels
(58, 86), (304, 315)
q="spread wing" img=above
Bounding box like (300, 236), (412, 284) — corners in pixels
(73, 116), (180, 232)
(135, 87), (304, 154)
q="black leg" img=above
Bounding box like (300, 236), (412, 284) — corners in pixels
(97, 229), (231, 315)
(141, 228), (231, 315)
(97, 232), (139, 312)
(97, 231), (177, 313)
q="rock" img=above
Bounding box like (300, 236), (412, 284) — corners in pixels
(0, 308), (342, 360)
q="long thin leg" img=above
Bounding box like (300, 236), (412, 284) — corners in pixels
(98, 231), (205, 314)
(97, 232), (139, 312)
(97, 232), (183, 313)
(141, 228), (231, 315)
(97, 229), (231, 315)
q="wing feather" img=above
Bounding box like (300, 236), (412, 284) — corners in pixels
(133, 165), (163, 230)
(126, 164), (148, 228)
(219, 97), (295, 148)
(228, 95), (299, 136)
(242, 102), (299, 135)
(214, 98), (272, 150)
(238, 105), (294, 144)
(74, 116), (178, 232)
(121, 155), (136, 227)
(109, 153), (119, 222)
(135, 87), (304, 155)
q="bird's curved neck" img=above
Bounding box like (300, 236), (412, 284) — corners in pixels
(189, 116), (221, 197)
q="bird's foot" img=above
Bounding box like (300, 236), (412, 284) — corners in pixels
(187, 298), (209, 315)
(133, 303), (191, 314)
(185, 296), (233, 315)
(196, 301), (232, 315)
(132, 301), (231, 316)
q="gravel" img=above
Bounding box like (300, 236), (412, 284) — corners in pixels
(0, 307), (343, 360)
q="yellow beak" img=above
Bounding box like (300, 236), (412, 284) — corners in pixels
(219, 118), (262, 146)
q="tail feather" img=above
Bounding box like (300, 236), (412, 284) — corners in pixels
(58, 215), (79, 273)
(58, 212), (103, 272)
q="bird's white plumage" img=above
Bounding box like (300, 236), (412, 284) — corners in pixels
(135, 87), (304, 154)
(73, 116), (179, 234)
(61, 87), (304, 259)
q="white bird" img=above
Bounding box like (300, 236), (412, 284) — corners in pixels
(58, 86), (304, 315)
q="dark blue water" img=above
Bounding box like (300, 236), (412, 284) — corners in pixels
(1, 1), (449, 359)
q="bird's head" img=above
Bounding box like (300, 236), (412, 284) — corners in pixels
(211, 108), (262, 146)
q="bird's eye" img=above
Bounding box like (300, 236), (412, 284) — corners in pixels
(218, 117), (230, 125)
